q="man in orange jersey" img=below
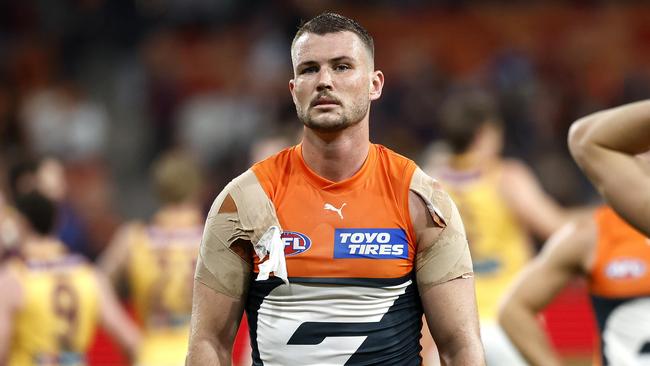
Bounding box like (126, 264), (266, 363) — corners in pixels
(187, 12), (484, 366)
(0, 191), (141, 365)
(569, 100), (650, 236)
(499, 206), (650, 365)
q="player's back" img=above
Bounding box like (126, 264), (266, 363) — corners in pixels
(126, 219), (202, 365)
(436, 163), (531, 320)
(589, 207), (650, 365)
(7, 254), (99, 366)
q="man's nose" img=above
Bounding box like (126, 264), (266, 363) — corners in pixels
(316, 69), (333, 91)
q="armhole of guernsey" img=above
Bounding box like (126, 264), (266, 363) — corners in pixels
(590, 206), (649, 296)
(409, 167), (473, 290)
(591, 206), (624, 296)
(196, 169), (280, 298)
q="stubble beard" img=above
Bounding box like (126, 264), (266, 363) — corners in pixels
(298, 99), (370, 133)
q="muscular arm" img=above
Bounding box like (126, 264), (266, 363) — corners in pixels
(499, 160), (568, 240)
(410, 190), (484, 365)
(0, 266), (22, 364)
(186, 281), (245, 366)
(97, 224), (134, 284)
(498, 215), (596, 366)
(186, 193), (252, 365)
(568, 100), (650, 235)
(95, 270), (141, 361)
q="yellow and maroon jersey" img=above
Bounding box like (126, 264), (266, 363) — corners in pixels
(248, 143), (422, 365)
(126, 222), (202, 366)
(436, 164), (531, 321)
(589, 207), (650, 365)
(7, 255), (100, 366)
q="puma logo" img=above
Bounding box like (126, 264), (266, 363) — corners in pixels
(324, 203), (346, 220)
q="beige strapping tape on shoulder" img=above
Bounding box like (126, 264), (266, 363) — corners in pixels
(409, 167), (474, 293)
(195, 169), (281, 298)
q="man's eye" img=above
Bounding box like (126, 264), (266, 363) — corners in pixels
(300, 66), (318, 74)
(334, 64), (351, 71)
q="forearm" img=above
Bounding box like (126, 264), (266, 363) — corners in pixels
(570, 100), (650, 155)
(0, 311), (12, 364)
(499, 303), (561, 366)
(186, 336), (230, 366)
(438, 336), (484, 366)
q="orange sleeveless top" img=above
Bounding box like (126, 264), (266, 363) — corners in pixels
(251, 143), (418, 280)
(589, 206), (650, 366)
(246, 143), (423, 366)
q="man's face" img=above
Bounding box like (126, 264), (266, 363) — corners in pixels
(289, 31), (383, 132)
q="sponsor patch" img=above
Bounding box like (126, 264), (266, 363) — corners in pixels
(334, 228), (408, 259)
(282, 231), (311, 256)
(605, 258), (647, 279)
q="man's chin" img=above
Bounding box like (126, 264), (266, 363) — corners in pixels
(303, 115), (350, 132)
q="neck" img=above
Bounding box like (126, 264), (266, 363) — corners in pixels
(153, 203), (203, 227)
(450, 150), (496, 171)
(301, 120), (370, 182)
(22, 235), (66, 260)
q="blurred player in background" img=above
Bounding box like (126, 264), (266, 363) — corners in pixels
(8, 157), (90, 258)
(499, 205), (650, 365)
(426, 91), (571, 365)
(0, 193), (23, 262)
(569, 100), (650, 236)
(0, 190), (140, 365)
(99, 150), (204, 366)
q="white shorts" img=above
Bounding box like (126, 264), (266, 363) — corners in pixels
(481, 321), (528, 366)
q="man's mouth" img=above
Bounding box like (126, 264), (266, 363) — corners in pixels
(311, 97), (340, 107)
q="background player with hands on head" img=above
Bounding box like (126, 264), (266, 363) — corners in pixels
(569, 100), (650, 236)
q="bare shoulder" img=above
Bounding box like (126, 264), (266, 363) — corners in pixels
(540, 212), (597, 273)
(500, 158), (537, 182)
(0, 261), (24, 310)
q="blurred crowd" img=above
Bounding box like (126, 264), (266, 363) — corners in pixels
(2, 0), (650, 259)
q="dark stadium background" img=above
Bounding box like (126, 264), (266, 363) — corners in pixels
(2, 1), (650, 364)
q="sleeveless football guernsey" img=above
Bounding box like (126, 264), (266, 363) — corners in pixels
(590, 207), (650, 366)
(248, 144), (422, 365)
(126, 223), (202, 366)
(7, 255), (99, 366)
(436, 165), (530, 321)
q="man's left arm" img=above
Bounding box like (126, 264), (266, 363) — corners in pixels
(409, 185), (484, 365)
(0, 266), (22, 364)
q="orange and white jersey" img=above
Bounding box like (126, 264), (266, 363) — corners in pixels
(248, 143), (422, 365)
(589, 206), (650, 365)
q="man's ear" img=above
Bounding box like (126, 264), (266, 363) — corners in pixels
(289, 79), (297, 104)
(369, 70), (384, 101)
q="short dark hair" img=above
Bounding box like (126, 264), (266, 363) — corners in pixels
(292, 12), (374, 59)
(14, 191), (57, 235)
(438, 92), (501, 153)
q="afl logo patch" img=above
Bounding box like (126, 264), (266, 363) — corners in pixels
(281, 231), (311, 256)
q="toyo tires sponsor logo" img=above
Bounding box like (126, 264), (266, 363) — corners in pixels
(334, 228), (408, 259)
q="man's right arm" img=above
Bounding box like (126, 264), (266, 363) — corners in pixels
(186, 193), (252, 365)
(568, 100), (650, 235)
(498, 214), (596, 366)
(186, 281), (246, 365)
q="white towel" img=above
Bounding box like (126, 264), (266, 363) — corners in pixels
(254, 225), (289, 285)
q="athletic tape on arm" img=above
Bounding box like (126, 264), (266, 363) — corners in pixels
(410, 168), (473, 293)
(195, 169), (281, 298)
